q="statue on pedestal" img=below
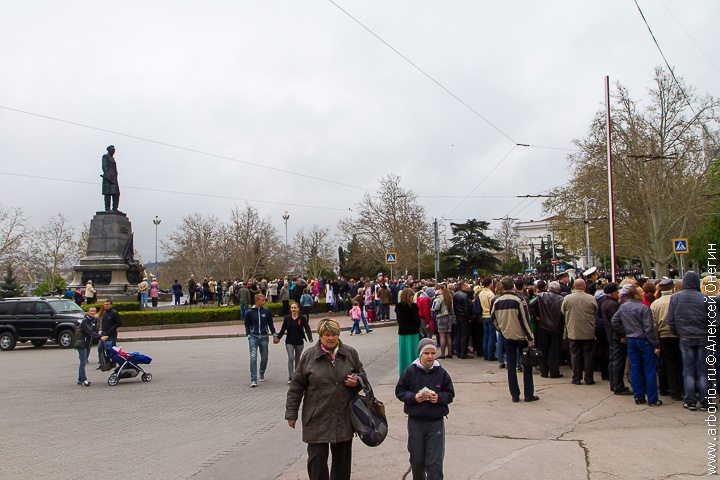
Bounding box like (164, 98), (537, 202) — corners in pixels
(101, 145), (120, 212)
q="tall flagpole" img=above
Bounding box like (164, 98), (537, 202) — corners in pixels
(605, 76), (617, 283)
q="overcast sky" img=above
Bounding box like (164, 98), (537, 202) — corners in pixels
(1, 0), (718, 263)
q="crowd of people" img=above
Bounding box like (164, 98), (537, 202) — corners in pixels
(68, 267), (716, 480)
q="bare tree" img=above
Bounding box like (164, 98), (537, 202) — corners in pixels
(24, 213), (76, 284)
(161, 213), (221, 279)
(220, 204), (282, 279)
(73, 222), (90, 264)
(0, 205), (26, 264)
(544, 68), (719, 276)
(338, 174), (432, 276)
(294, 225), (335, 279)
(493, 218), (520, 265)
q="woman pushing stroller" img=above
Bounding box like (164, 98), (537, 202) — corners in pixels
(75, 306), (108, 387)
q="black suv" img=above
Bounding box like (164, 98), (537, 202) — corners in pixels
(0, 297), (83, 351)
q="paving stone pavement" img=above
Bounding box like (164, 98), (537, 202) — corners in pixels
(1, 330), (395, 480)
(2, 329), (712, 479)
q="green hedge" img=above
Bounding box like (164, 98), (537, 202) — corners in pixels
(106, 301), (331, 328)
(120, 307), (239, 327)
(82, 302), (141, 312)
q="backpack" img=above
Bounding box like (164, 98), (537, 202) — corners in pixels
(348, 374), (388, 447)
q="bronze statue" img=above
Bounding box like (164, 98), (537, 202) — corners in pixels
(101, 145), (120, 211)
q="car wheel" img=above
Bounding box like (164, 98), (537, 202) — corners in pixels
(57, 329), (75, 349)
(141, 373), (152, 382)
(31, 339), (47, 347)
(0, 332), (17, 351)
(108, 374), (119, 386)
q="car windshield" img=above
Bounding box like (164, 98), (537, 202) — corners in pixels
(47, 300), (84, 314)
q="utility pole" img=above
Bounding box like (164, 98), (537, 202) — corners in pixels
(153, 216), (161, 277)
(417, 232), (421, 280)
(282, 210), (290, 246)
(605, 75), (617, 283)
(583, 198), (596, 269)
(433, 218), (439, 284)
(548, 232), (557, 277)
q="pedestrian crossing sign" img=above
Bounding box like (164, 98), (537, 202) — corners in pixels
(385, 252), (398, 265)
(672, 238), (689, 255)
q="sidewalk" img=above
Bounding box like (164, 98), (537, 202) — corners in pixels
(117, 312), (396, 342)
(275, 353), (708, 479)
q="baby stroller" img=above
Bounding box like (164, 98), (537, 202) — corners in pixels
(101, 341), (153, 386)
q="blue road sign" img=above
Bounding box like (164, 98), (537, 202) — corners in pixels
(385, 252), (398, 265)
(672, 238), (689, 255)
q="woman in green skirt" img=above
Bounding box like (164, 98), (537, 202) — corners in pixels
(396, 287), (421, 375)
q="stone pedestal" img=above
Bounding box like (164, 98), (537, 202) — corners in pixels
(70, 211), (145, 297)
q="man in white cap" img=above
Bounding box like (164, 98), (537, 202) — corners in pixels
(583, 267), (599, 293)
(396, 338), (455, 480)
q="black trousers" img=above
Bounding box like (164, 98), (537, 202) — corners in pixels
(307, 439), (352, 480)
(408, 418), (445, 480)
(608, 340), (628, 392)
(593, 326), (609, 380)
(103, 194), (119, 211)
(538, 328), (562, 377)
(569, 339), (595, 384)
(658, 337), (683, 397)
(506, 339), (533, 399)
(454, 317), (470, 356)
(470, 317), (484, 356)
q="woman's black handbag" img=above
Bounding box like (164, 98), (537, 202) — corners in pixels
(349, 374), (388, 447)
(521, 347), (543, 367)
(74, 335), (87, 350)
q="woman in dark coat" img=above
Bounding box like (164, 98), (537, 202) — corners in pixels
(396, 287), (421, 376)
(75, 307), (107, 386)
(285, 318), (365, 480)
(276, 302), (313, 383)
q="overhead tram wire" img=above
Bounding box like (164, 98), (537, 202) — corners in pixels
(326, 0), (515, 144)
(326, 0), (578, 154)
(0, 105), (368, 192)
(632, 0), (720, 152)
(0, 171), (350, 212)
(445, 144), (517, 217)
(657, 0), (720, 77)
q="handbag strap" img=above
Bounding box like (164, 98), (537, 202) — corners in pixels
(355, 373), (375, 401)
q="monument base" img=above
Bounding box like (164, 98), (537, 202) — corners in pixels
(69, 211), (145, 297)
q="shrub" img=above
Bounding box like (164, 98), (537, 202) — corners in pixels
(83, 302), (141, 312)
(120, 307), (239, 327)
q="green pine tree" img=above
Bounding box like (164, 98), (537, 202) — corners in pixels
(442, 219), (502, 277)
(0, 263), (25, 298)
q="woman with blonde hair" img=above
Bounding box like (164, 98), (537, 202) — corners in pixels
(396, 287), (421, 375)
(285, 317), (365, 480)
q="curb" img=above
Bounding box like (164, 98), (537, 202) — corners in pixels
(118, 321), (398, 342)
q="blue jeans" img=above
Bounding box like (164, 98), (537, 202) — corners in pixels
(240, 304), (249, 321)
(77, 348), (88, 382)
(680, 337), (710, 404)
(497, 332), (505, 365)
(483, 319), (495, 360)
(140, 292), (148, 307)
(351, 319), (361, 334)
(360, 310), (371, 332)
(248, 335), (269, 382)
(174, 293), (181, 305)
(627, 337), (659, 404)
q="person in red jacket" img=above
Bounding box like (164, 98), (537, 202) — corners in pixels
(416, 288), (432, 338)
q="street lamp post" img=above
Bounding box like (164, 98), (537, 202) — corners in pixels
(583, 197), (596, 269)
(153, 216), (161, 277)
(282, 210), (290, 246)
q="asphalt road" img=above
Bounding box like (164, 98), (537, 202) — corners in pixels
(1, 329), (398, 480)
